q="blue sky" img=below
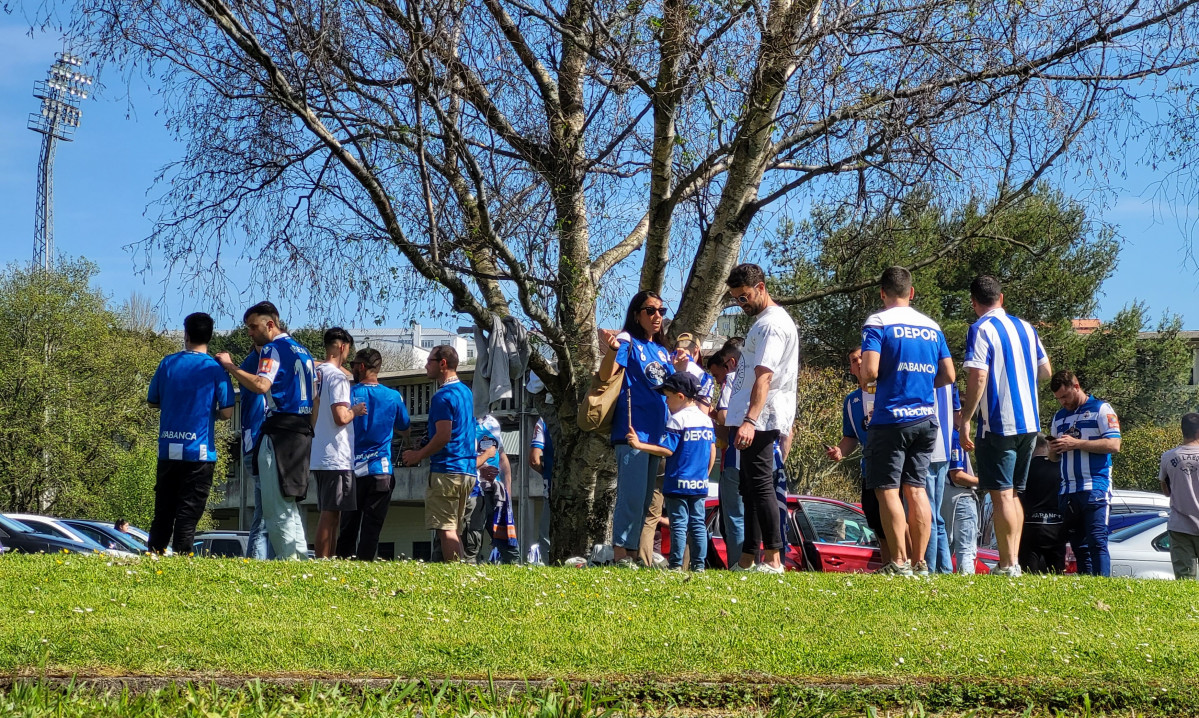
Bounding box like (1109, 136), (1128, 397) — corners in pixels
(1, 19), (1196, 332)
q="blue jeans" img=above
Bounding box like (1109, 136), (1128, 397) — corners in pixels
(924, 461), (952, 573)
(945, 485), (978, 574)
(243, 454), (274, 560)
(1061, 489), (1110, 576)
(612, 445), (660, 551)
(718, 465), (745, 563)
(666, 494), (707, 570)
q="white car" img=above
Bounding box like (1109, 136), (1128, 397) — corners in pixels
(1108, 515), (1174, 580)
(1109, 489), (1171, 516)
(4, 513), (138, 558)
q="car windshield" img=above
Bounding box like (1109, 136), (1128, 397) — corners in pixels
(1110, 515), (1168, 542)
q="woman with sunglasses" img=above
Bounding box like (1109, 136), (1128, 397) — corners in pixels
(598, 290), (683, 567)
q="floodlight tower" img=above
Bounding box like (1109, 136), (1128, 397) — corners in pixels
(28, 52), (93, 272)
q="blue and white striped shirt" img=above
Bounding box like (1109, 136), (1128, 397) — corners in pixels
(962, 308), (1047, 437)
(930, 384), (961, 464)
(1050, 396), (1121, 494)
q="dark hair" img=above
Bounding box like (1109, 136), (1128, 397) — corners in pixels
(429, 344), (459, 369)
(183, 312), (214, 345)
(323, 327), (354, 349)
(354, 347), (383, 372)
(243, 301), (280, 326)
(879, 266), (912, 298)
(1182, 413), (1199, 440)
(970, 275), (1003, 306)
(621, 290), (667, 344)
(1049, 370), (1079, 393)
(726, 263), (766, 289)
(705, 337), (744, 369)
(1034, 433), (1049, 452)
(114, 519), (128, 529)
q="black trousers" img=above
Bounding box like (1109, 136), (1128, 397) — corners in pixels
(740, 429), (783, 554)
(150, 459), (215, 555)
(336, 474), (394, 560)
(1019, 522), (1066, 573)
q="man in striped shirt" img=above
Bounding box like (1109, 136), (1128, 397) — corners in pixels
(958, 276), (1052, 577)
(1048, 371), (1121, 577)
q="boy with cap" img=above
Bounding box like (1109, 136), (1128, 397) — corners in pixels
(627, 372), (717, 571)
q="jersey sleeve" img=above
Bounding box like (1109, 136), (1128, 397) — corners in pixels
(1159, 453), (1171, 489)
(755, 325), (787, 373)
(1049, 410), (1063, 439)
(936, 329), (951, 361)
(147, 361), (164, 404)
(238, 352), (258, 374)
(1098, 403), (1121, 438)
(613, 332), (632, 369)
(1033, 327), (1049, 366)
(962, 323), (991, 371)
(658, 428), (682, 454)
(214, 369), (235, 410)
(327, 370), (351, 407)
(952, 384), (962, 412)
(428, 391), (450, 425)
(860, 316), (883, 354)
(531, 420), (547, 449)
(257, 344), (282, 383)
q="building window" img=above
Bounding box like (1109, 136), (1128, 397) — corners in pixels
(441, 339), (451, 345)
(421, 340), (434, 348)
(467, 349), (475, 359)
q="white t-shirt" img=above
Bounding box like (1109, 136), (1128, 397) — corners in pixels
(310, 361), (355, 470)
(724, 305), (800, 434)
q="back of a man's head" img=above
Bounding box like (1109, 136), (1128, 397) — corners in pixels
(879, 266), (912, 298)
(430, 345), (460, 370)
(183, 312), (215, 345)
(970, 275), (1003, 307)
(1183, 413), (1199, 442)
(243, 301), (281, 327)
(323, 327), (354, 350)
(726, 263), (766, 289)
(355, 347), (384, 373)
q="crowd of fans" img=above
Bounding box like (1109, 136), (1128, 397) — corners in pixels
(141, 266), (1199, 578)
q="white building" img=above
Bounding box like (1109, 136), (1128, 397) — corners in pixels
(351, 321), (477, 367)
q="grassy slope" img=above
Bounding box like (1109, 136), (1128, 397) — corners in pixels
(2, 554), (1197, 689)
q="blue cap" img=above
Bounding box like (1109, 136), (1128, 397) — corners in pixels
(656, 371), (701, 399)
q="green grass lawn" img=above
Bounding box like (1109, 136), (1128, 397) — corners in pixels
(2, 554), (1199, 713)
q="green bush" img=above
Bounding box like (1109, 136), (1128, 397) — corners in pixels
(1112, 422), (1181, 493)
(786, 367), (860, 502)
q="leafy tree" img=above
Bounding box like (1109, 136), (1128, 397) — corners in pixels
(768, 186), (1119, 367)
(58, 0), (1199, 559)
(1045, 306), (1197, 430)
(0, 260), (175, 518)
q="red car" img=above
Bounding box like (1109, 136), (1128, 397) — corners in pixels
(659, 495), (996, 573)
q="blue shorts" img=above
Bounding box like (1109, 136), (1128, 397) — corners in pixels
(975, 432), (1036, 492)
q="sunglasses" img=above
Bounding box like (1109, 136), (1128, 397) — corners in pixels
(640, 306), (668, 317)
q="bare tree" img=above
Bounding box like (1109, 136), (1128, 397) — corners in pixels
(58, 0), (1199, 559)
(119, 291), (159, 334)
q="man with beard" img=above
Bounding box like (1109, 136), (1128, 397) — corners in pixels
(724, 264), (800, 574)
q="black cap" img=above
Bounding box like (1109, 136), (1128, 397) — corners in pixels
(656, 371), (702, 399)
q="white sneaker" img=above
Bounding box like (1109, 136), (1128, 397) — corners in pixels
(876, 560), (914, 576)
(993, 564), (1022, 577)
(729, 561), (754, 572)
(754, 563), (784, 575)
(614, 557), (640, 570)
(913, 560), (931, 577)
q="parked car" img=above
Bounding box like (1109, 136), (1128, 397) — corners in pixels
(1108, 510), (1169, 532)
(0, 514), (102, 555)
(1110, 489), (1171, 516)
(60, 519), (151, 554)
(192, 531), (250, 557)
(658, 495), (996, 573)
(1108, 515), (1174, 579)
(3, 513), (137, 557)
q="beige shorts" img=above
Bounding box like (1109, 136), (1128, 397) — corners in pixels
(425, 472), (477, 531)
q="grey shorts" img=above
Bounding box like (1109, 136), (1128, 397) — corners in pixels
(863, 419), (936, 491)
(313, 470), (356, 511)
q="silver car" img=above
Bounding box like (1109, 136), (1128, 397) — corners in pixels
(1108, 515), (1173, 580)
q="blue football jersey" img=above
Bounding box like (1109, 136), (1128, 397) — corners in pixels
(256, 334), (316, 416)
(1051, 396), (1121, 494)
(861, 306), (951, 427)
(238, 350), (267, 453)
(351, 382), (410, 476)
(611, 333), (675, 444)
(659, 405), (716, 496)
(426, 378), (477, 476)
(148, 351), (235, 462)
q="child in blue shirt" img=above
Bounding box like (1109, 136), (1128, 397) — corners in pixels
(627, 372), (717, 571)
